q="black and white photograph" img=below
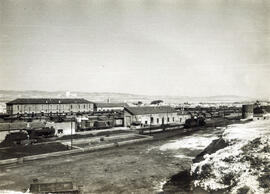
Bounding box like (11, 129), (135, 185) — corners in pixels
(0, 0), (269, 193)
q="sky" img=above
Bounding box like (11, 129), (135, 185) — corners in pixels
(0, 0), (269, 98)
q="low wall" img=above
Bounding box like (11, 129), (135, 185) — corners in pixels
(60, 133), (139, 145)
(138, 125), (184, 134)
(0, 158), (19, 165)
(117, 136), (153, 146)
(23, 149), (81, 162)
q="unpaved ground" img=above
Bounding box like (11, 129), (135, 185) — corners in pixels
(0, 136), (193, 194)
(0, 126), (225, 194)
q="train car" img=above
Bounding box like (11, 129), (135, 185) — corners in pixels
(27, 127), (55, 139)
(184, 117), (205, 128)
(76, 115), (115, 131)
(93, 120), (114, 129)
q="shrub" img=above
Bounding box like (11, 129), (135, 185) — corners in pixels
(220, 172), (236, 186)
(237, 186), (250, 194)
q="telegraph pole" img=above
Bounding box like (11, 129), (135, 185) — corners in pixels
(70, 121), (73, 149)
(149, 114), (151, 135)
(224, 106), (227, 128)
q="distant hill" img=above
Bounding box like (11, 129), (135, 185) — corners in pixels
(0, 90), (260, 104)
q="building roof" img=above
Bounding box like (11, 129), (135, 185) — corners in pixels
(6, 98), (92, 105)
(124, 106), (176, 115)
(95, 102), (129, 108)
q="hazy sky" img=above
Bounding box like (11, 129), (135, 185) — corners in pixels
(0, 0), (269, 97)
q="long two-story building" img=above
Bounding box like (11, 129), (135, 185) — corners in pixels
(6, 98), (94, 115)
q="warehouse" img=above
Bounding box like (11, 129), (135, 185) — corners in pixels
(94, 102), (128, 112)
(6, 98), (94, 115)
(124, 106), (180, 127)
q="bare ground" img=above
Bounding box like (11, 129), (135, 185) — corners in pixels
(0, 136), (194, 194)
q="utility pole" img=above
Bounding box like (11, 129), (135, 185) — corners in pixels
(70, 121), (73, 149)
(165, 109), (168, 132)
(149, 114), (151, 135)
(223, 106), (226, 128)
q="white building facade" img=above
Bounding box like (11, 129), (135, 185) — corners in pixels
(124, 106), (189, 127)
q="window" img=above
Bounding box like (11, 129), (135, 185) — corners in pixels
(70, 105), (73, 109)
(151, 117), (154, 123)
(78, 105), (80, 109)
(173, 117), (174, 122)
(157, 118), (159, 124)
(145, 121), (148, 124)
(84, 105), (86, 109)
(167, 117), (170, 122)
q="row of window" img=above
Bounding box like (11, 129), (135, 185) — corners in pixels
(15, 104), (92, 110)
(15, 111), (89, 116)
(145, 117), (175, 125)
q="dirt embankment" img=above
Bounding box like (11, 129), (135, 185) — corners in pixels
(162, 169), (193, 194)
(189, 136), (270, 194)
(163, 120), (240, 193)
(192, 137), (228, 163)
(163, 136), (228, 194)
(168, 120), (270, 194)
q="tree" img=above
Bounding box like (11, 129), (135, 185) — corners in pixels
(150, 100), (163, 105)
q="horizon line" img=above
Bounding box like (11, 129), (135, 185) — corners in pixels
(0, 89), (266, 100)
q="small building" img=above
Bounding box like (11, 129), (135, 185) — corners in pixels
(6, 98), (94, 115)
(124, 106), (179, 127)
(94, 102), (128, 112)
